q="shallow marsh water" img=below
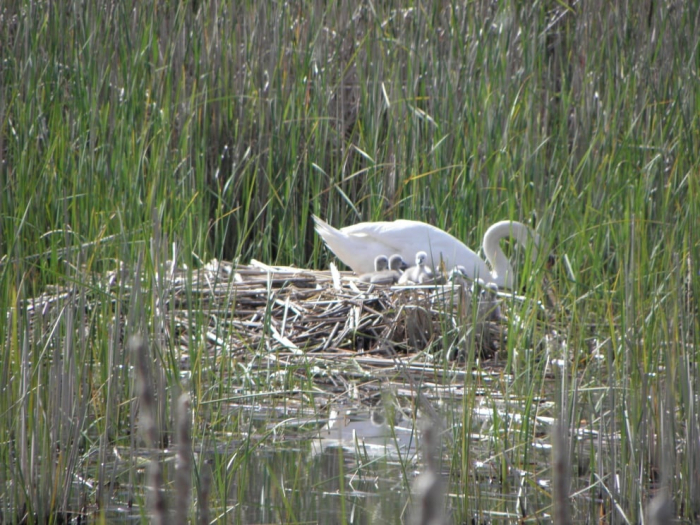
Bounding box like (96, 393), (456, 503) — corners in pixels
(4, 261), (683, 524)
(87, 364), (584, 524)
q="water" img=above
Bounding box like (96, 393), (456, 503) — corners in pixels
(86, 377), (570, 524)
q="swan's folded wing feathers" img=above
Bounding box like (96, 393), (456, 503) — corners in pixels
(313, 216), (535, 287)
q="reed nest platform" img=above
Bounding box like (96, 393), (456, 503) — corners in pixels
(19, 258), (505, 368)
(178, 259), (505, 363)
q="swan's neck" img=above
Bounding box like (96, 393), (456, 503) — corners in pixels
(482, 221), (538, 289)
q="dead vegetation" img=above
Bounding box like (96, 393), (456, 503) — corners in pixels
(19, 259), (506, 370)
(176, 259), (505, 363)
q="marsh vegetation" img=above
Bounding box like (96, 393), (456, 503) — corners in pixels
(0, 0), (698, 523)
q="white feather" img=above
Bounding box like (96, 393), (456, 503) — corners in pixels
(313, 215), (541, 289)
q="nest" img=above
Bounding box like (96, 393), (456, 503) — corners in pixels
(18, 259), (505, 365)
(178, 259), (505, 362)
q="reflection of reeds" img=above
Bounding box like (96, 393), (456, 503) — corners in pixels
(552, 419), (571, 525)
(1, 1), (698, 522)
(175, 393), (192, 525)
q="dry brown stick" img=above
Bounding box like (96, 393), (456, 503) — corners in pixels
(130, 335), (167, 525)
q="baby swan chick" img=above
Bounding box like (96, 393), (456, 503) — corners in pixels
(473, 278), (504, 323)
(374, 254), (406, 285)
(398, 251), (434, 285)
(359, 255), (389, 283)
(359, 254), (405, 285)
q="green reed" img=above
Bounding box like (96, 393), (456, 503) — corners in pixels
(1, 0), (698, 522)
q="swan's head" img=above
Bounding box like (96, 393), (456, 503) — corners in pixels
(482, 221), (550, 289)
(415, 251), (428, 266)
(513, 225), (553, 267)
(508, 225), (555, 276)
(388, 254), (406, 271)
(374, 255), (389, 271)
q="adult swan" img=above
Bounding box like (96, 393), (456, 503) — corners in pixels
(312, 215), (544, 289)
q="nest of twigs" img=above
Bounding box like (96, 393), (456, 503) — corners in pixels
(21, 258), (505, 364)
(179, 259), (505, 362)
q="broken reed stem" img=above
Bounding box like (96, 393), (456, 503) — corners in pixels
(552, 419), (571, 525)
(198, 460), (212, 525)
(175, 393), (193, 525)
(131, 335), (167, 525)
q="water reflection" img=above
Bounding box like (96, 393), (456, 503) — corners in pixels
(93, 394), (579, 524)
(227, 407), (419, 524)
(311, 406), (418, 460)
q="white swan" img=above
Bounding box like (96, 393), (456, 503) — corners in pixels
(313, 215), (542, 289)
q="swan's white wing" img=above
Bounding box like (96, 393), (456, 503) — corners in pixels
(314, 216), (397, 273)
(341, 220), (462, 265)
(341, 222), (410, 261)
(371, 220), (491, 280)
(314, 215), (492, 277)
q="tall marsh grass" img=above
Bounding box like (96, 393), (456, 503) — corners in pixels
(1, 0), (699, 522)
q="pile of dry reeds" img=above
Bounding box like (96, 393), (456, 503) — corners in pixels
(20, 258), (504, 366)
(174, 259), (504, 362)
